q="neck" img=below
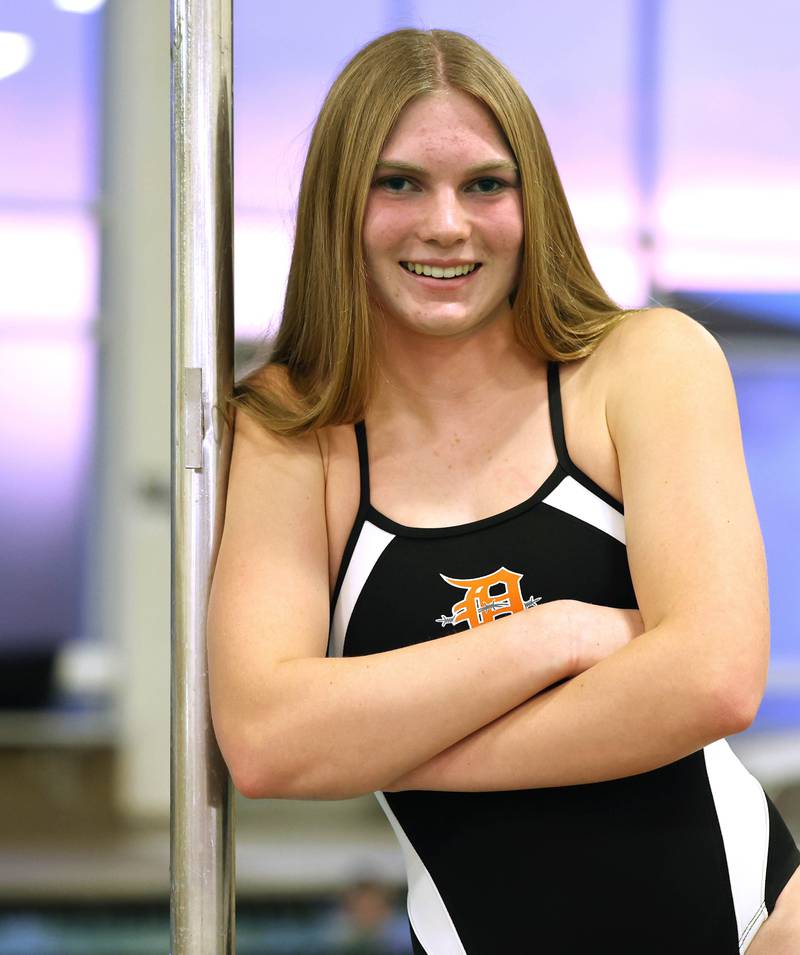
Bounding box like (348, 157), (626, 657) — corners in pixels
(370, 310), (547, 427)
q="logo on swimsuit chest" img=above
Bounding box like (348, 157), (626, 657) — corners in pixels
(435, 566), (542, 629)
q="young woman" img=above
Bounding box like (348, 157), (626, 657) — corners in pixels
(207, 28), (800, 953)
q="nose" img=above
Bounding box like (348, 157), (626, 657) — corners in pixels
(417, 187), (470, 247)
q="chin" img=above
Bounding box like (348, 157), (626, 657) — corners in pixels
(409, 314), (493, 340)
(375, 293), (509, 340)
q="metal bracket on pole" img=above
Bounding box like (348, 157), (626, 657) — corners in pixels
(183, 368), (203, 470)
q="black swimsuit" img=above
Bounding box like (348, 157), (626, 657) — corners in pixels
(327, 361), (800, 953)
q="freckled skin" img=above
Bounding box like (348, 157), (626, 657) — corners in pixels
(362, 89), (524, 346)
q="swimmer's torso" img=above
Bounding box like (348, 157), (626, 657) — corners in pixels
(319, 340), (800, 953)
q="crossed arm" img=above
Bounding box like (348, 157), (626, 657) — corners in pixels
(384, 619), (747, 793)
(383, 310), (770, 794)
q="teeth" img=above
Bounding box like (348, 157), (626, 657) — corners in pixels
(402, 262), (479, 279)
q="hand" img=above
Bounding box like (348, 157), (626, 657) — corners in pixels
(548, 599), (645, 675)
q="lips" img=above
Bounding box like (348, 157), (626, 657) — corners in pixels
(401, 261), (480, 277)
(398, 262), (482, 288)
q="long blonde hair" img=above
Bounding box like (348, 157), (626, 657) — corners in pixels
(230, 28), (639, 436)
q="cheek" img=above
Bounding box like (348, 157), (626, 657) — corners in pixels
(363, 199), (415, 251)
(487, 202), (524, 254)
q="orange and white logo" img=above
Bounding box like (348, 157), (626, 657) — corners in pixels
(435, 565), (542, 629)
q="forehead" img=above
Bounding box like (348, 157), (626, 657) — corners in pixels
(379, 89), (512, 162)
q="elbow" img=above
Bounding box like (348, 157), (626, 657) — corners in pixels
(227, 737), (372, 801)
(688, 621), (768, 738)
(218, 742), (271, 800)
(707, 663), (766, 738)
(226, 733), (303, 800)
(210, 705), (375, 800)
(228, 751), (304, 800)
(723, 683), (763, 735)
(228, 758), (276, 800)
(709, 689), (755, 738)
(230, 770), (260, 801)
(211, 718), (291, 800)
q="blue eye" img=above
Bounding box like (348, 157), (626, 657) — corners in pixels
(470, 178), (505, 194)
(378, 176), (414, 192)
(372, 175), (510, 194)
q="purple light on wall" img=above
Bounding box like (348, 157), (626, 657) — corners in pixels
(234, 215), (293, 340)
(0, 212), (98, 323)
(0, 1), (101, 203)
(656, 0), (800, 291)
(0, 1), (102, 657)
(0, 339), (95, 646)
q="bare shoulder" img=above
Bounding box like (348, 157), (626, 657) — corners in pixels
(235, 362), (307, 424)
(232, 363), (320, 456)
(597, 307), (732, 435)
(561, 307), (721, 404)
(609, 304), (719, 345)
(601, 306), (726, 382)
(225, 363), (326, 544)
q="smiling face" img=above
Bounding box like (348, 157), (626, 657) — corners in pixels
(362, 88), (524, 343)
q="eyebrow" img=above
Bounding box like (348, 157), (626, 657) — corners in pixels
(375, 159), (519, 177)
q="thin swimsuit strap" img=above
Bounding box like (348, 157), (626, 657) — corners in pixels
(354, 360), (570, 513)
(546, 359), (573, 471)
(353, 418), (371, 511)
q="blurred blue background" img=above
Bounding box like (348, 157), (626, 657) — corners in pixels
(0, 0), (797, 951)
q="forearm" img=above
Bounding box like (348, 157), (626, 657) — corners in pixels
(384, 622), (742, 793)
(240, 603), (572, 800)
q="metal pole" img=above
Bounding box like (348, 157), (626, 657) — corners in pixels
(170, 2), (235, 953)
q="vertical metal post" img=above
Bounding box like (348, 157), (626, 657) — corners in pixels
(170, 2), (235, 953)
